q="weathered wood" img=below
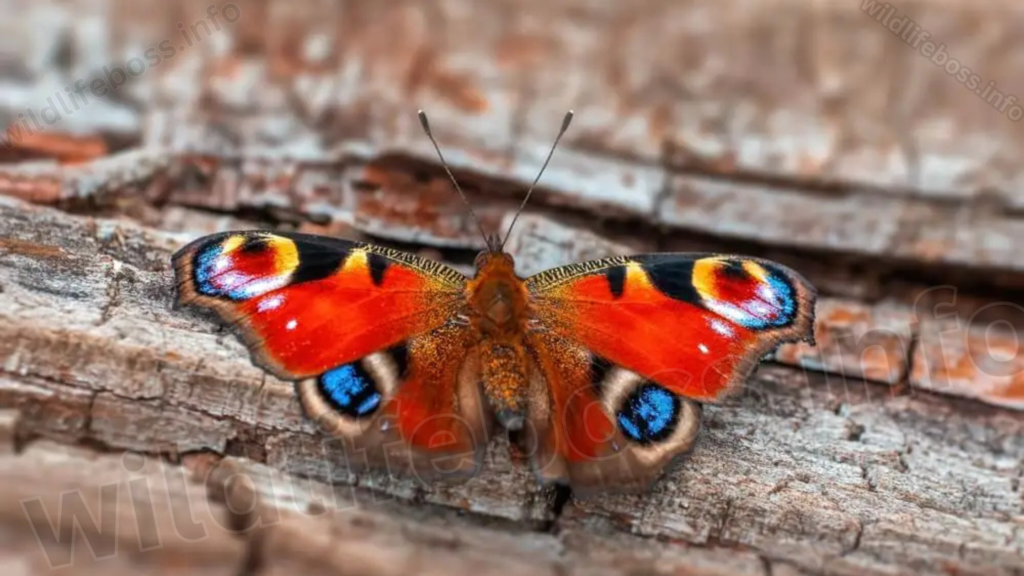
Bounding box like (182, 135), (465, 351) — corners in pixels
(7, 1), (1024, 286)
(912, 314), (1024, 411)
(0, 439), (794, 576)
(10, 0), (1024, 196)
(1, 198), (1022, 576)
(0, 441), (245, 576)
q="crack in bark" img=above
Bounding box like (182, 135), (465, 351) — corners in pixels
(97, 259), (124, 327)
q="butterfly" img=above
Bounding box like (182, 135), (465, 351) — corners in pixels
(172, 111), (817, 493)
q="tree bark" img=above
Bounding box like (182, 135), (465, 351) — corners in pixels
(1, 198), (1022, 575)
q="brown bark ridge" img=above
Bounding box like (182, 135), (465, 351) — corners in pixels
(0, 197), (1022, 575)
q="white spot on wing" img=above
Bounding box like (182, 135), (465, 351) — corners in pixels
(710, 319), (734, 338)
(219, 271), (244, 289)
(705, 300), (749, 325)
(698, 343), (709, 354)
(756, 283), (777, 303)
(285, 319), (298, 330)
(745, 300), (774, 319)
(257, 294), (285, 312)
(239, 276), (291, 299)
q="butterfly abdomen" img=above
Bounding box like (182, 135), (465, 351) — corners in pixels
(480, 342), (530, 428)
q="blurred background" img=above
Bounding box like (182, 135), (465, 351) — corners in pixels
(3, 0), (1024, 246)
(1, 2), (1023, 574)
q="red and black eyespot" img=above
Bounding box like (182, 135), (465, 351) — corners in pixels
(186, 232), (362, 301)
(191, 233), (297, 300)
(632, 255), (800, 330)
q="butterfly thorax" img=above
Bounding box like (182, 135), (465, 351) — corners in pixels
(466, 251), (532, 428)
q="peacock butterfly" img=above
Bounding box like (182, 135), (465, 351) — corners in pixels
(172, 111), (817, 493)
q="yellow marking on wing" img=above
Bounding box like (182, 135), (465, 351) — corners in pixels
(742, 261), (769, 284)
(692, 257), (722, 301)
(222, 234), (246, 253)
(624, 261), (652, 294)
(343, 248), (369, 277)
(265, 235), (300, 276)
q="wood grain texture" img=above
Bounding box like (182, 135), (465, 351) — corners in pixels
(1, 200), (1022, 575)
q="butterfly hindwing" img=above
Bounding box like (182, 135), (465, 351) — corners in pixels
(297, 326), (492, 478)
(526, 253), (816, 402)
(174, 231), (490, 473)
(524, 332), (701, 493)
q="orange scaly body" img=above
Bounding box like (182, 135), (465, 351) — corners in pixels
(466, 252), (532, 426)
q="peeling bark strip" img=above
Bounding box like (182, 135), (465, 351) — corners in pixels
(0, 441), (793, 576)
(0, 149), (181, 204)
(1, 200), (1022, 575)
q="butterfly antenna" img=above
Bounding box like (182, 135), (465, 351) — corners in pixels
(417, 110), (494, 251)
(499, 110), (573, 252)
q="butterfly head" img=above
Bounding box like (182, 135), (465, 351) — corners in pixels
(473, 249), (515, 275)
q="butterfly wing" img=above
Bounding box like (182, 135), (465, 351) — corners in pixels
(296, 325), (491, 479)
(174, 231), (490, 476)
(524, 253), (816, 491)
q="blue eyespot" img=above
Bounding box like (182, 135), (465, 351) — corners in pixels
(617, 383), (679, 445)
(318, 363), (381, 418)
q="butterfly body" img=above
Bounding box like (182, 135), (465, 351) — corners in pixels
(465, 252), (536, 428)
(173, 229), (816, 493)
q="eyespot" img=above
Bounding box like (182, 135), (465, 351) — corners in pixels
(318, 363), (382, 418)
(192, 233), (296, 300)
(297, 350), (405, 437)
(692, 258), (796, 329)
(615, 383), (680, 445)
